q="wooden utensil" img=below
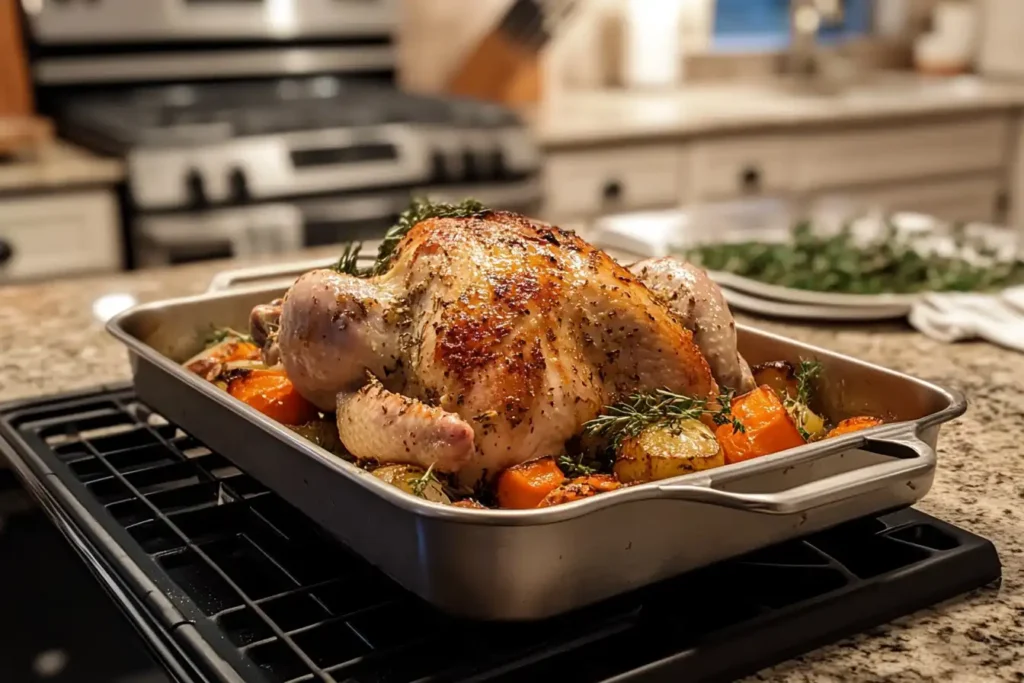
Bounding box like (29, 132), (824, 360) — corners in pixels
(445, 0), (578, 105)
(0, 0), (53, 158)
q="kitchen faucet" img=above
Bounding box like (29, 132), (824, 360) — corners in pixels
(786, 0), (853, 92)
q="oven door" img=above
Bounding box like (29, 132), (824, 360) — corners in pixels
(132, 178), (543, 268)
(131, 195), (405, 268)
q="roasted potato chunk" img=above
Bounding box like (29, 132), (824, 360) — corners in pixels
(372, 464), (451, 504)
(614, 419), (724, 483)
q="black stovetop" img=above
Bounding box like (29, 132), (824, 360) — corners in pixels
(58, 77), (521, 149)
(0, 386), (1002, 683)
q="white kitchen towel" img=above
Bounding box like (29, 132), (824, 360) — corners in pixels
(908, 287), (1024, 352)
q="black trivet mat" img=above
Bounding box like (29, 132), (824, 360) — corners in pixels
(0, 385), (1001, 683)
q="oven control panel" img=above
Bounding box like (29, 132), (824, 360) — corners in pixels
(24, 0), (395, 44)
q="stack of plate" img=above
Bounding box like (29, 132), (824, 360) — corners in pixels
(592, 204), (1022, 323)
(706, 272), (918, 321)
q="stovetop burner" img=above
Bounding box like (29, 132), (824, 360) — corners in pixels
(0, 386), (1001, 683)
(62, 78), (520, 147)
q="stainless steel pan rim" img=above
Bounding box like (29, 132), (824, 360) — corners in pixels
(107, 287), (966, 527)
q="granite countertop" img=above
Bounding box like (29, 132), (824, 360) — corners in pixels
(0, 139), (124, 194)
(532, 74), (1024, 148)
(0, 251), (1022, 681)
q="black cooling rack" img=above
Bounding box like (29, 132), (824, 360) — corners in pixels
(0, 386), (1001, 683)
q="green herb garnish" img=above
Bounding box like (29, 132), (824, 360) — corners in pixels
(785, 359), (824, 441)
(409, 462), (438, 498)
(331, 241), (363, 276)
(794, 359), (822, 405)
(583, 389), (743, 449)
(683, 218), (1024, 294)
(205, 327), (253, 347)
(332, 198), (490, 279)
(557, 454), (599, 477)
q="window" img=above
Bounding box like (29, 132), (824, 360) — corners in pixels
(712, 0), (873, 52)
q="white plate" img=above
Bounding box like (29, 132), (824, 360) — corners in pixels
(708, 270), (922, 308)
(719, 286), (911, 321)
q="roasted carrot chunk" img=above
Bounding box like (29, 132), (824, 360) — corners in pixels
(715, 385), (806, 464)
(827, 416), (883, 439)
(537, 474), (621, 508)
(228, 369), (318, 426)
(496, 457), (566, 509)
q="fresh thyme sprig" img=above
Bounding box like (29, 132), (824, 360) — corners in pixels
(557, 454), (599, 478)
(331, 198), (490, 279)
(794, 359), (822, 405)
(583, 389), (743, 449)
(205, 327), (253, 347)
(331, 241), (363, 276)
(786, 359), (824, 441)
(409, 462), (438, 498)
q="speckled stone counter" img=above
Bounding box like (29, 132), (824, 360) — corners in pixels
(0, 253), (1021, 682)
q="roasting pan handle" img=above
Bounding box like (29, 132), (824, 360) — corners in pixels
(655, 426), (935, 515)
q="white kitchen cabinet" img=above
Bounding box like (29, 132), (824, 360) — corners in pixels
(542, 145), (682, 221)
(543, 112), (1015, 227)
(824, 174), (1005, 225)
(0, 190), (122, 283)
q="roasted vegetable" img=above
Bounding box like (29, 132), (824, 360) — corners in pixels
(288, 420), (344, 456)
(184, 338), (261, 381)
(715, 386), (806, 464)
(372, 464), (451, 504)
(753, 360), (827, 441)
(496, 456), (566, 509)
(583, 388), (743, 449)
(227, 368), (319, 425)
(827, 416), (884, 439)
(751, 361), (799, 399)
(538, 474), (621, 508)
(787, 402), (828, 442)
(614, 419), (723, 483)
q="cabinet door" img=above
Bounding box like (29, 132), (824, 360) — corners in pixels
(823, 175), (1004, 225)
(795, 116), (1011, 191)
(0, 191), (122, 282)
(543, 146), (681, 220)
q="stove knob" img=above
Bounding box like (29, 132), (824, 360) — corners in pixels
(429, 150), (449, 184)
(0, 240), (13, 267)
(461, 149), (479, 182)
(228, 167), (249, 202)
(185, 169), (207, 208)
(487, 148), (507, 180)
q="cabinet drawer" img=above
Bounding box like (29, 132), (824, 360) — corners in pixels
(0, 191), (121, 282)
(831, 175), (1004, 225)
(688, 135), (795, 201)
(543, 146), (680, 218)
(796, 116), (1011, 191)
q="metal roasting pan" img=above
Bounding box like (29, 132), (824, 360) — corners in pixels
(108, 255), (967, 621)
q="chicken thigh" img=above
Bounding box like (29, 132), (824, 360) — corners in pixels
(252, 211), (731, 484)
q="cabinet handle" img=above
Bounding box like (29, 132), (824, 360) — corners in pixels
(602, 179), (623, 204)
(0, 240), (13, 266)
(740, 166), (762, 193)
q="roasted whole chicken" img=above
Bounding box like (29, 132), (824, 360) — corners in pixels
(247, 207), (756, 485)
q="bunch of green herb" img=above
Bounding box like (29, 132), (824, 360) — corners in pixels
(683, 219), (1024, 295)
(582, 389), (743, 451)
(331, 198), (489, 278)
